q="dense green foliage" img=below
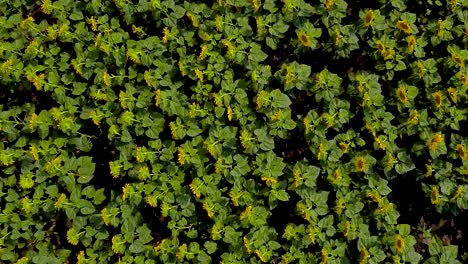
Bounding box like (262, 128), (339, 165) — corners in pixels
(1, 0), (468, 263)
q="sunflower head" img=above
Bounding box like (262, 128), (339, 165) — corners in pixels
(355, 156), (366, 172)
(396, 87), (408, 104)
(431, 186), (440, 205)
(407, 35), (416, 53)
(298, 31), (311, 47)
(432, 91), (443, 109)
(457, 144), (466, 160)
(447, 87), (457, 103)
(376, 41), (386, 55)
(395, 234), (405, 254)
(396, 20), (412, 34)
(364, 10), (374, 27)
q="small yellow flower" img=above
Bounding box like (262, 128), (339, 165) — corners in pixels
(122, 183), (131, 201)
(177, 147), (186, 165)
(324, 0), (334, 10)
(425, 164), (433, 177)
(240, 206), (252, 220)
(1, 59), (12, 75)
(320, 248), (328, 264)
(395, 234), (405, 254)
(228, 190), (239, 206)
(186, 12), (199, 28)
(432, 91), (443, 109)
(297, 31), (311, 47)
(417, 61), (425, 79)
(364, 10), (374, 27)
(155, 89), (161, 107)
(54, 193), (66, 209)
(303, 116), (311, 135)
(88, 16), (97, 31)
(261, 176), (278, 184)
(199, 44), (208, 60)
(334, 28), (342, 46)
(227, 106), (233, 121)
(94, 32), (101, 47)
(138, 166), (150, 181)
(67, 227), (81, 246)
(176, 243), (187, 261)
(343, 220), (350, 239)
(359, 247), (369, 264)
(162, 27), (170, 44)
(250, 0), (260, 12)
(215, 157), (223, 174)
(100, 208), (110, 225)
(21, 16), (34, 30)
(102, 71), (111, 87)
(203, 202), (215, 218)
(16, 257), (29, 264)
(457, 144), (466, 160)
(41, 0), (53, 14)
(256, 16), (265, 34)
(408, 109), (419, 124)
(194, 68), (204, 82)
(450, 186), (463, 202)
(431, 185), (440, 205)
(396, 20), (412, 34)
(308, 226), (316, 244)
(169, 122), (177, 139)
(437, 18), (444, 37)
(367, 191), (383, 205)
(30, 144), (39, 160)
(451, 0), (458, 12)
(243, 236), (252, 253)
(189, 182), (201, 198)
(28, 113), (38, 129)
(146, 195), (158, 208)
(293, 169), (301, 188)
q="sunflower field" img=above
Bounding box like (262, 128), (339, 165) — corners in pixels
(0, 0), (467, 263)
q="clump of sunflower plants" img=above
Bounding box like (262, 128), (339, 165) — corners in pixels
(0, 0), (467, 263)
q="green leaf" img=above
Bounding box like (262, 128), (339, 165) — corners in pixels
(249, 43), (268, 62)
(70, 10), (84, 21)
(276, 190), (290, 201)
(270, 90), (292, 108)
(204, 241), (217, 254)
(77, 156), (95, 184)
